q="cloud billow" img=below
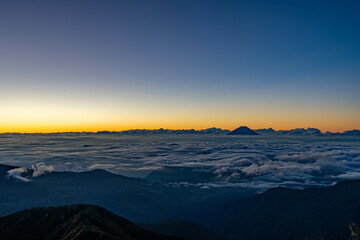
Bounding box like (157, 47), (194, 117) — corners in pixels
(0, 135), (359, 190)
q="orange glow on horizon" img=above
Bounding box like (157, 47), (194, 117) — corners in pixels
(1, 120), (359, 134)
(1, 99), (359, 133)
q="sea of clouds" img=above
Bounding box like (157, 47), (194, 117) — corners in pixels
(1, 135), (360, 190)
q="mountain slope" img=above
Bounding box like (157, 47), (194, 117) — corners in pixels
(0, 204), (183, 240)
(207, 180), (360, 240)
(0, 164), (254, 223)
(227, 126), (259, 135)
(139, 218), (226, 240)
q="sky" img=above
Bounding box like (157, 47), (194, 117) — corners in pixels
(0, 0), (359, 133)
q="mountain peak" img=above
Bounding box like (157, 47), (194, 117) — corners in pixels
(227, 126), (259, 135)
(0, 204), (183, 240)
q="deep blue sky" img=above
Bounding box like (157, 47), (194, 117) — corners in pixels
(1, 0), (359, 132)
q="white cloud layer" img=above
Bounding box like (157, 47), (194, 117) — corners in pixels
(6, 168), (30, 182)
(32, 162), (54, 177)
(1, 135), (360, 190)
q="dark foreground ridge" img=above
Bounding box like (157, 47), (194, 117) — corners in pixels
(2, 163), (360, 240)
(227, 126), (259, 135)
(206, 179), (360, 240)
(0, 204), (183, 240)
(139, 218), (225, 240)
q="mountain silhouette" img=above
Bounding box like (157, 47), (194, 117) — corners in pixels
(206, 180), (360, 240)
(139, 218), (226, 240)
(0, 204), (183, 240)
(227, 126), (259, 135)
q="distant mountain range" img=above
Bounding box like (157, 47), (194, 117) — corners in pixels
(0, 127), (230, 136)
(255, 128), (360, 136)
(0, 163), (254, 227)
(1, 127), (359, 136)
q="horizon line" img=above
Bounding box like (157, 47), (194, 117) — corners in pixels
(1, 127), (359, 135)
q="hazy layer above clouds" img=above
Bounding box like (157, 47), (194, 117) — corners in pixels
(1, 135), (359, 190)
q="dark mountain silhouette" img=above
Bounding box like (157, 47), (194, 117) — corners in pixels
(206, 180), (360, 240)
(139, 218), (226, 240)
(255, 127), (322, 135)
(0, 164), (253, 223)
(1, 127), (359, 136)
(227, 126), (259, 135)
(0, 204), (183, 240)
(145, 166), (218, 183)
(3, 163), (360, 240)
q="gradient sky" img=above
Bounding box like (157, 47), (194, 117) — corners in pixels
(1, 0), (359, 133)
